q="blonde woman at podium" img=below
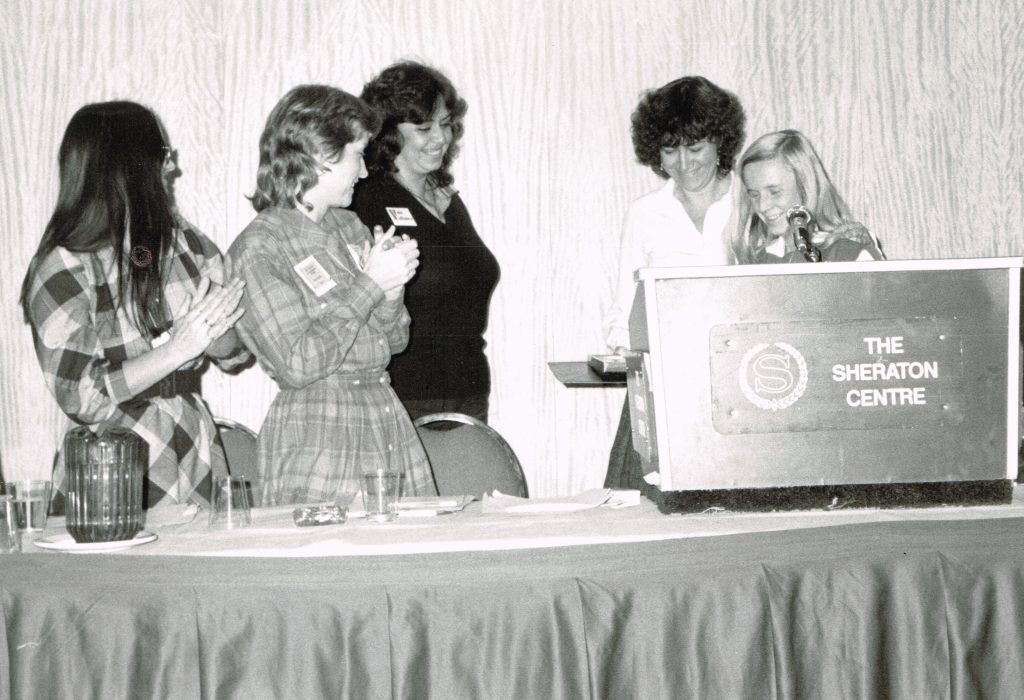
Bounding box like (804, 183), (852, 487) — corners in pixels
(603, 76), (746, 490)
(734, 129), (885, 264)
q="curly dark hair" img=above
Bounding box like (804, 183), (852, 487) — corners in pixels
(631, 76), (746, 179)
(360, 61), (468, 188)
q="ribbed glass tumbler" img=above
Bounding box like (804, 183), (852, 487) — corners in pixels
(64, 426), (147, 543)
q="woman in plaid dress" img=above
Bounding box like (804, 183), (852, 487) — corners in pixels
(20, 101), (249, 508)
(229, 85), (436, 505)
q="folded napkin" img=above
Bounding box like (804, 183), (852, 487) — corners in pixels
(481, 488), (640, 514)
(396, 495), (473, 511)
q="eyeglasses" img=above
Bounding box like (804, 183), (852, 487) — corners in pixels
(161, 146), (177, 168)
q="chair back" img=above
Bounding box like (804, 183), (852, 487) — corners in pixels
(214, 418), (257, 480)
(413, 413), (528, 499)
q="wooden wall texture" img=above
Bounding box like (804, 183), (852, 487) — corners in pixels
(1, 0), (1022, 494)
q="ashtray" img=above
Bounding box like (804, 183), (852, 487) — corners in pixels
(292, 504), (347, 527)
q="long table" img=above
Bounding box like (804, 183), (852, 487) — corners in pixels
(3, 492), (1024, 699)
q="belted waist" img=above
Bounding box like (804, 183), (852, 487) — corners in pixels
(331, 369), (392, 387)
(137, 369), (202, 401)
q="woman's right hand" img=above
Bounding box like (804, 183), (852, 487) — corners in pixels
(813, 222), (872, 249)
(364, 226), (419, 297)
(170, 277), (246, 362)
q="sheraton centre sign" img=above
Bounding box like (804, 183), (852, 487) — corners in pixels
(833, 336), (937, 407)
(711, 318), (963, 434)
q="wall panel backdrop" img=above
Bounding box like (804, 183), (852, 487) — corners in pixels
(1, 0), (1021, 496)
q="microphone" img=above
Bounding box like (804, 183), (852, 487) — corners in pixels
(786, 205), (821, 262)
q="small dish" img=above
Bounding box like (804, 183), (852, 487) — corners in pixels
(293, 504), (347, 527)
(33, 531), (158, 553)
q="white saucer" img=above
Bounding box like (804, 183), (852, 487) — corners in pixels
(33, 531), (158, 553)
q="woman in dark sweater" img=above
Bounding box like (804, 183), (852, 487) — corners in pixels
(351, 61), (499, 423)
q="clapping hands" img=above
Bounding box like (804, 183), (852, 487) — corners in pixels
(364, 225), (419, 300)
(172, 277), (246, 361)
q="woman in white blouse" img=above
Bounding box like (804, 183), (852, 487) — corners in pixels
(603, 76), (746, 490)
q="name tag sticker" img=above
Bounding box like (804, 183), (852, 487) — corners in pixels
(294, 255), (337, 297)
(386, 207), (417, 227)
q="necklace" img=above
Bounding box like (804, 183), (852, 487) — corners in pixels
(393, 172), (447, 222)
(675, 175), (730, 232)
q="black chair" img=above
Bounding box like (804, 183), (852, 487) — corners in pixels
(413, 413), (528, 499)
(214, 418), (260, 504)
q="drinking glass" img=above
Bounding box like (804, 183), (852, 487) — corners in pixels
(4, 480), (52, 533)
(361, 469), (402, 522)
(0, 496), (19, 553)
(209, 476), (252, 529)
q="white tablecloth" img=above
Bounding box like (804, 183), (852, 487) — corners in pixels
(24, 485), (1024, 557)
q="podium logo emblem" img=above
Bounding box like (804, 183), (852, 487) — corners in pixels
(738, 342), (809, 411)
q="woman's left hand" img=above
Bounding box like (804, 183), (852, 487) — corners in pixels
(812, 222), (872, 249)
(170, 277), (245, 363)
(365, 226), (419, 298)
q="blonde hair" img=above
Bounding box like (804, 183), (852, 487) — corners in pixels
(734, 129), (855, 264)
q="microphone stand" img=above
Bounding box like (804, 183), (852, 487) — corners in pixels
(786, 205), (822, 262)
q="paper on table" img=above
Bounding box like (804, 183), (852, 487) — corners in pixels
(395, 495), (474, 518)
(604, 489), (642, 508)
(482, 488), (639, 514)
(347, 495), (474, 519)
(396, 496), (472, 511)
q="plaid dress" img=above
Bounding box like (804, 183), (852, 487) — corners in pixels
(228, 206), (435, 505)
(26, 219), (247, 508)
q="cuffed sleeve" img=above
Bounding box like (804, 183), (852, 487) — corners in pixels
(373, 293), (411, 354)
(604, 211), (643, 351)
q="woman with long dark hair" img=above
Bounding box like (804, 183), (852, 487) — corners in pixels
(21, 101), (248, 508)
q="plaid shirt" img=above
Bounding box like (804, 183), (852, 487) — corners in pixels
(27, 218), (246, 507)
(228, 206), (435, 503)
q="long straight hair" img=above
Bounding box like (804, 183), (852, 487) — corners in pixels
(734, 129), (855, 264)
(21, 101), (175, 335)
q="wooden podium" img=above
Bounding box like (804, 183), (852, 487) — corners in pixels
(626, 258), (1022, 513)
